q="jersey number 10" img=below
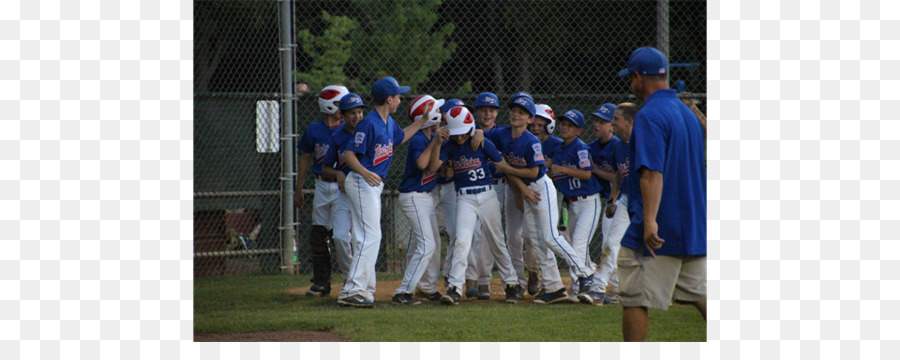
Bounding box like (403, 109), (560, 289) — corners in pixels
(568, 177), (581, 189)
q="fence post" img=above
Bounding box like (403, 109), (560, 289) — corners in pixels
(656, 0), (669, 57)
(279, 0), (296, 274)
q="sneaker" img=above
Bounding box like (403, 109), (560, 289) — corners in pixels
(337, 295), (374, 308)
(441, 287), (461, 305)
(477, 284), (491, 300)
(465, 279), (478, 298)
(391, 293), (422, 305)
(577, 276), (594, 295)
(306, 283), (331, 297)
(602, 295), (619, 305)
(527, 271), (541, 295)
(414, 289), (443, 302)
(504, 284), (520, 304)
(578, 291), (605, 306)
(533, 288), (569, 304)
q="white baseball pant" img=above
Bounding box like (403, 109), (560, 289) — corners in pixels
(595, 194), (629, 293)
(467, 181), (505, 285)
(394, 192), (440, 295)
(447, 186), (517, 293)
(416, 182), (456, 293)
(523, 175), (596, 281)
(312, 178), (340, 227)
(332, 190), (355, 281)
(561, 193), (602, 295)
(505, 181), (563, 291)
(339, 171), (384, 302)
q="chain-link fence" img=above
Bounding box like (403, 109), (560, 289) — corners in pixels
(195, 0), (706, 277)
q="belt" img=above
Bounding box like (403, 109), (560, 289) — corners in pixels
(316, 174), (337, 183)
(565, 195), (593, 202)
(493, 177), (507, 185)
(458, 185), (492, 195)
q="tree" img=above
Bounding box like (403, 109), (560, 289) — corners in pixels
(296, 11), (358, 92)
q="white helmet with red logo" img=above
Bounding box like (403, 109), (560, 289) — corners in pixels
(534, 103), (556, 134)
(408, 95), (445, 128)
(444, 106), (475, 136)
(318, 84), (350, 114)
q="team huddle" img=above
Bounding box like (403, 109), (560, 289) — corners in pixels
(296, 47), (706, 340)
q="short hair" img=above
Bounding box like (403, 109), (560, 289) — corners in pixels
(374, 98), (388, 106)
(616, 102), (639, 121)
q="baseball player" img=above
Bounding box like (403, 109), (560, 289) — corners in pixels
(392, 95), (444, 305)
(528, 103), (565, 296)
(320, 93), (369, 284)
(428, 106), (520, 305)
(587, 103), (629, 305)
(296, 84), (349, 297)
(336, 77), (430, 308)
(545, 109), (605, 305)
(482, 95), (597, 304)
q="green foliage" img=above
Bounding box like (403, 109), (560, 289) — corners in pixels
(296, 11), (358, 91)
(456, 80), (473, 94)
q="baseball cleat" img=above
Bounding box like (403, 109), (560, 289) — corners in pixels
(441, 287), (461, 305)
(337, 295), (374, 308)
(578, 291), (605, 306)
(414, 289), (443, 302)
(465, 279), (478, 298)
(602, 295), (619, 305)
(527, 271), (541, 295)
(577, 276), (594, 295)
(533, 288), (569, 304)
(477, 285), (491, 300)
(504, 284), (520, 304)
(391, 293), (422, 305)
(306, 283), (331, 297)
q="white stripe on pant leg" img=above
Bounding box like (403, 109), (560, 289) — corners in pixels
(341, 173), (368, 298)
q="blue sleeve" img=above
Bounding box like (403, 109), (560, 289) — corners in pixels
(484, 140), (502, 162)
(484, 127), (501, 145)
(632, 112), (666, 173)
(393, 120), (405, 145)
(350, 120), (373, 155)
(525, 138), (545, 167)
(298, 125), (314, 153)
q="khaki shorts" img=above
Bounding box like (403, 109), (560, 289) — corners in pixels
(617, 246), (706, 310)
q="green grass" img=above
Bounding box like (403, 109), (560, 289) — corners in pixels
(194, 273), (706, 342)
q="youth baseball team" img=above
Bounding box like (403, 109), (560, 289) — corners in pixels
(295, 47), (706, 340)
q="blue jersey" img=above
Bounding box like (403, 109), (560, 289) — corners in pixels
(478, 122), (508, 180)
(587, 135), (622, 199)
(548, 138), (601, 197)
(399, 131), (438, 193)
(541, 135), (563, 162)
(621, 89), (706, 256)
(348, 110), (405, 179)
(324, 126), (355, 175)
(485, 127), (547, 185)
(440, 138), (503, 191)
(298, 119), (343, 175)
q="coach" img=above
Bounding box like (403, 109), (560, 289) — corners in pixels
(615, 47), (707, 341)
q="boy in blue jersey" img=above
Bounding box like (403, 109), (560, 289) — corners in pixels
(296, 84), (349, 296)
(546, 109), (606, 305)
(482, 95), (597, 304)
(616, 47), (707, 341)
(427, 106), (520, 305)
(336, 77), (431, 308)
(321, 93), (369, 283)
(391, 95), (445, 305)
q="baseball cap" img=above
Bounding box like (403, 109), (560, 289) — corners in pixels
(444, 106), (476, 136)
(474, 92), (500, 108)
(440, 98), (473, 113)
(617, 46), (668, 77)
(511, 91), (533, 101)
(559, 109), (585, 129)
(371, 77), (410, 100)
(507, 95), (536, 117)
(339, 93), (368, 111)
(591, 103), (617, 122)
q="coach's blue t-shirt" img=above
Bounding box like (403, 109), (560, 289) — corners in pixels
(621, 89), (706, 256)
(588, 135), (622, 199)
(348, 110), (405, 179)
(440, 138), (502, 191)
(399, 131), (438, 193)
(323, 125), (355, 175)
(485, 127), (547, 185)
(548, 138), (601, 197)
(299, 119), (343, 176)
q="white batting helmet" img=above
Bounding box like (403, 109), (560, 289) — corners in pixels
(535, 103), (556, 134)
(444, 106), (476, 136)
(318, 84), (350, 114)
(408, 95), (445, 128)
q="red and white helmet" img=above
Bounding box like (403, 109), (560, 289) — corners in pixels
(408, 95), (445, 128)
(535, 103), (556, 134)
(444, 106), (475, 136)
(318, 84), (349, 114)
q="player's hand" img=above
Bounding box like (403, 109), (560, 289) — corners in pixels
(605, 200), (616, 218)
(294, 190), (305, 209)
(337, 173), (347, 193)
(362, 170), (383, 187)
(521, 188), (540, 205)
(470, 129), (484, 150)
(438, 127), (450, 140)
(643, 220), (664, 259)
